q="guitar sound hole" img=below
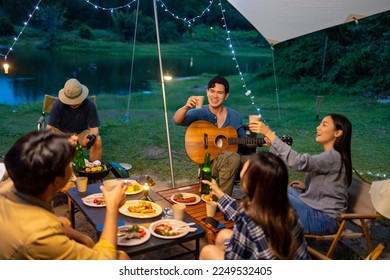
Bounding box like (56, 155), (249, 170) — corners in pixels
(215, 135), (228, 148)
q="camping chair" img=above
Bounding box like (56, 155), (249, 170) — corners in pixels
(365, 243), (385, 260)
(307, 243), (384, 260)
(37, 94), (96, 130)
(305, 177), (381, 258)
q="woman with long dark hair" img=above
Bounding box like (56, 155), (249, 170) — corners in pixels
(199, 152), (309, 260)
(250, 113), (352, 235)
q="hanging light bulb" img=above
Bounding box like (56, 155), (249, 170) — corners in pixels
(163, 71), (172, 81)
(3, 62), (9, 74)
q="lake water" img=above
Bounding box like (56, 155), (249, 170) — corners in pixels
(0, 47), (267, 105)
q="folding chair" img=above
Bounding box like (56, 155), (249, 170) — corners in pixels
(365, 243), (385, 260)
(308, 243), (384, 260)
(37, 94), (57, 130)
(37, 94), (96, 130)
(305, 177), (381, 258)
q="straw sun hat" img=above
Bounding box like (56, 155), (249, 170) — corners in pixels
(59, 78), (89, 105)
(370, 179), (390, 219)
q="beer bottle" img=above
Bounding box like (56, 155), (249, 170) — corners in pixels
(200, 153), (212, 194)
(74, 140), (86, 170)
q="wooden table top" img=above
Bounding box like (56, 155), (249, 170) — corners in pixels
(157, 183), (235, 243)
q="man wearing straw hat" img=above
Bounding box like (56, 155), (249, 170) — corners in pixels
(47, 78), (102, 161)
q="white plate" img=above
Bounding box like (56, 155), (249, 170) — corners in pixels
(119, 200), (162, 218)
(120, 163), (132, 171)
(170, 193), (201, 205)
(117, 225), (151, 246)
(82, 193), (106, 207)
(123, 179), (143, 195)
(149, 219), (192, 239)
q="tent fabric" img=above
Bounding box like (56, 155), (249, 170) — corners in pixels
(227, 0), (390, 45)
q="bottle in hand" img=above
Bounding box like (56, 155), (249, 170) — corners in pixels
(74, 140), (86, 170)
(200, 152), (212, 194)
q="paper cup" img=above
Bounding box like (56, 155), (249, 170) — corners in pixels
(249, 114), (261, 123)
(103, 179), (120, 191)
(76, 177), (88, 193)
(195, 96), (204, 108)
(172, 204), (186, 220)
(206, 201), (218, 217)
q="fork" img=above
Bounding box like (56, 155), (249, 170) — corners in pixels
(117, 231), (135, 238)
(170, 226), (197, 233)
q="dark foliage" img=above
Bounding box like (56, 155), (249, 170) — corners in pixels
(0, 1), (388, 95)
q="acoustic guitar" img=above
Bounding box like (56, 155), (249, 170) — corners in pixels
(185, 120), (293, 164)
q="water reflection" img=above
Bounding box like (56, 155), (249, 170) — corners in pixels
(0, 48), (267, 105)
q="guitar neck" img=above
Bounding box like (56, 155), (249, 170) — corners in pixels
(228, 137), (265, 146)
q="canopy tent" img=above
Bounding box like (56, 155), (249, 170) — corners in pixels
(227, 0), (390, 45)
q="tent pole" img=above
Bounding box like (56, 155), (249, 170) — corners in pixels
(270, 46), (281, 120)
(153, 0), (176, 188)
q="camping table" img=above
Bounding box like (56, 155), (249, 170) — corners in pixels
(157, 183), (235, 244)
(67, 182), (206, 259)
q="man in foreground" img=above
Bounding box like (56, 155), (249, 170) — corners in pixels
(0, 130), (129, 259)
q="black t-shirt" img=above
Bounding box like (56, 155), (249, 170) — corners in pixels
(47, 98), (100, 134)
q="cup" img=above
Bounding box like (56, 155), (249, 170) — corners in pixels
(206, 201), (218, 217)
(76, 176), (88, 193)
(249, 114), (261, 123)
(172, 204), (186, 220)
(103, 179), (120, 191)
(195, 96), (204, 108)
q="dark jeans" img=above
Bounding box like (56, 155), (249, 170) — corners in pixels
(288, 186), (338, 235)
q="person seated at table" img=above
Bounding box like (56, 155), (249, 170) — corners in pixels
(46, 78), (102, 161)
(0, 130), (129, 260)
(199, 152), (310, 260)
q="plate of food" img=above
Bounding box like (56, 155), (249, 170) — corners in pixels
(171, 192), (201, 205)
(149, 219), (192, 239)
(82, 193), (106, 207)
(117, 225), (151, 246)
(201, 194), (218, 203)
(119, 200), (162, 218)
(123, 179), (143, 195)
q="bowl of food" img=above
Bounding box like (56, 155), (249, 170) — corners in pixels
(76, 161), (112, 182)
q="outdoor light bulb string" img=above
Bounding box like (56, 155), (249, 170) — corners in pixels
(0, 0), (42, 69)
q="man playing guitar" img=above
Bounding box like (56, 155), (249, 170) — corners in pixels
(173, 76), (256, 196)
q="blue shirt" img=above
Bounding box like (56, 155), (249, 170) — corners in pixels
(48, 99), (100, 134)
(174, 106), (249, 152)
(218, 194), (310, 260)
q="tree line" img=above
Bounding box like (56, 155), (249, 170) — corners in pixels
(0, 0), (254, 42)
(0, 0), (389, 96)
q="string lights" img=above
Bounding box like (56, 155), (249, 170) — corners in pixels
(83, 0), (137, 11)
(158, 0), (215, 27)
(355, 170), (388, 181)
(217, 0), (261, 120)
(0, 0), (43, 74)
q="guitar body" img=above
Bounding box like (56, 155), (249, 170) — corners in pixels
(185, 121), (238, 164)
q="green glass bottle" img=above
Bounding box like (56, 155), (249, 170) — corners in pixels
(74, 140), (85, 170)
(200, 153), (212, 194)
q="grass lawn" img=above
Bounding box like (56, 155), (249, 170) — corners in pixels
(1, 73), (389, 185)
